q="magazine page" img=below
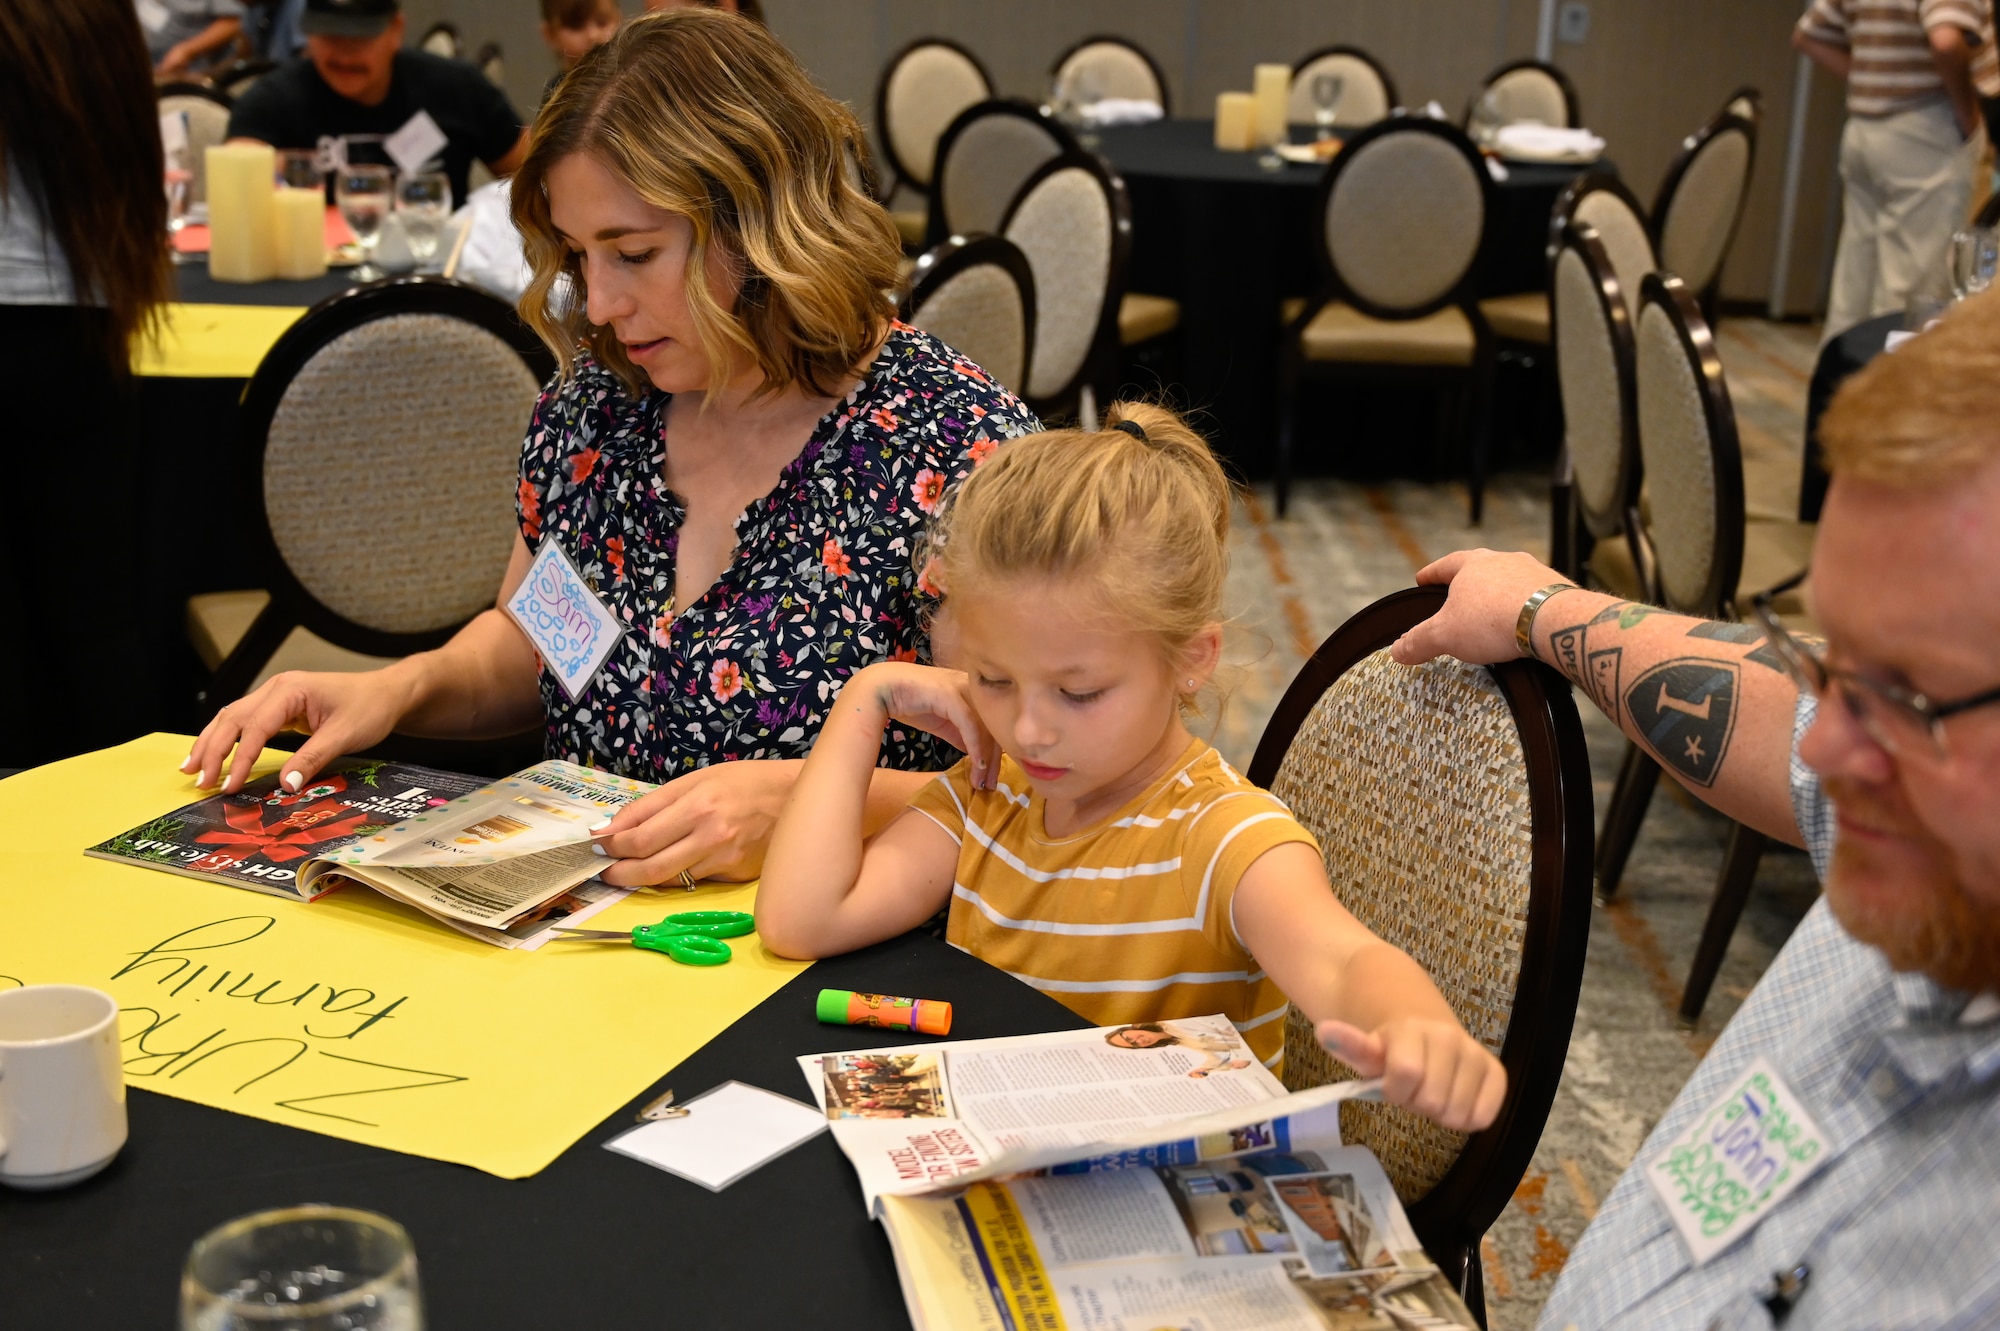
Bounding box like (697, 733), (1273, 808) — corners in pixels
(880, 1146), (1473, 1331)
(84, 760), (491, 901)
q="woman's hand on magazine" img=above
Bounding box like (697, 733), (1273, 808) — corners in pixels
(182, 670), (412, 795)
(1316, 1017), (1507, 1133)
(589, 758), (798, 888)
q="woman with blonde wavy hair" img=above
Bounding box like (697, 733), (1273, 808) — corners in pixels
(186, 8), (1040, 888)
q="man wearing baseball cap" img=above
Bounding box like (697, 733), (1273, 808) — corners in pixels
(228, 0), (528, 207)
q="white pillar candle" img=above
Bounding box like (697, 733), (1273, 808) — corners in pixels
(272, 187), (327, 280)
(206, 142), (276, 283)
(1214, 92), (1255, 151)
(1253, 63), (1291, 148)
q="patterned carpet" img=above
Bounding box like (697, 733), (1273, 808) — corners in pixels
(1204, 318), (1824, 1327)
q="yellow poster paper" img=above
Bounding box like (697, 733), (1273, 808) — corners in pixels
(0, 735), (811, 1178)
(136, 302), (305, 378)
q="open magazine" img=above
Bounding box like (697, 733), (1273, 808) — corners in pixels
(799, 1017), (1477, 1330)
(88, 759), (656, 949)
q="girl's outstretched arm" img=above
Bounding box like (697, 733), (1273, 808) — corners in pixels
(1234, 844), (1508, 1133)
(756, 663), (995, 959)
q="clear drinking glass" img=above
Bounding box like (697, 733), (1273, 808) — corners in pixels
(277, 149), (325, 193)
(1948, 225), (2000, 301)
(1469, 89), (1505, 147)
(1311, 73), (1345, 140)
(165, 169), (192, 234)
(335, 163), (394, 282)
(179, 1206), (423, 1330)
(394, 171), (451, 268)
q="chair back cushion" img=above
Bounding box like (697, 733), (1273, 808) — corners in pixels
(159, 94), (231, 205)
(883, 43), (990, 189)
(1269, 652), (1533, 1203)
(1288, 51), (1392, 125)
(1004, 164), (1112, 400)
(938, 108), (1067, 239)
(263, 312), (539, 635)
(1635, 296), (1729, 612)
(1486, 64), (1572, 127)
(1052, 39), (1164, 108)
(909, 260), (1030, 393)
(1571, 187), (1655, 320)
(1552, 235), (1632, 535)
(1324, 128), (1483, 313)
(1658, 124), (1753, 293)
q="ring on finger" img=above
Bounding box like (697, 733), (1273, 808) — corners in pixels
(676, 868), (697, 890)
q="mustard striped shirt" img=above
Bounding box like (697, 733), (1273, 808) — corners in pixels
(908, 738), (1318, 1070)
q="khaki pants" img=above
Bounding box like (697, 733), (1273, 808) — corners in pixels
(1825, 99), (1980, 341)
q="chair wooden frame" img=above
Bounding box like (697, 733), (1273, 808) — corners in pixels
(999, 149), (1132, 425)
(1650, 109), (1759, 324)
(1049, 34), (1173, 114)
(1549, 221), (1645, 576)
(926, 97), (1079, 248)
(875, 37), (994, 200)
(1290, 45), (1399, 120)
(1247, 584), (1594, 1322)
(1467, 58), (1581, 129)
(897, 232), (1038, 392)
(204, 277), (555, 713)
(1722, 85), (1763, 132)
(1276, 114), (1497, 522)
(1542, 170), (1652, 268)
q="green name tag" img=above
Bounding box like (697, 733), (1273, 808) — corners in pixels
(1643, 1056), (1831, 1265)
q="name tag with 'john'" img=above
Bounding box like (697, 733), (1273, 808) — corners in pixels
(506, 540), (625, 701)
(1643, 1056), (1831, 1265)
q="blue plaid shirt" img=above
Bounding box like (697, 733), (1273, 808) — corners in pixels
(1539, 695), (2000, 1329)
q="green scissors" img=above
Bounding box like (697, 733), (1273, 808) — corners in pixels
(549, 910), (755, 966)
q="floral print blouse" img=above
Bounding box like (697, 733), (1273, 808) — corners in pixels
(514, 323), (1040, 780)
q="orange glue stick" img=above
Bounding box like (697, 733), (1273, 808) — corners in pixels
(816, 987), (952, 1036)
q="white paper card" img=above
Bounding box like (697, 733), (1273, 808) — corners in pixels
(1643, 1057), (1831, 1265)
(605, 1081), (828, 1191)
(384, 109), (449, 177)
(136, 0), (170, 33)
(505, 539), (625, 701)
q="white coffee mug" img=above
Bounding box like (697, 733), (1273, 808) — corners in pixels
(0, 984), (127, 1189)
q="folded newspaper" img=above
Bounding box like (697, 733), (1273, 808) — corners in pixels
(799, 1016), (1479, 1329)
(88, 758), (655, 949)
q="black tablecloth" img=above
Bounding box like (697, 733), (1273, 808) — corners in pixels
(1095, 119), (1603, 472)
(1, 930), (1089, 1328)
(171, 256), (361, 308)
(1800, 312), (1899, 522)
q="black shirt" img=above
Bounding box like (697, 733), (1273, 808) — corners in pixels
(227, 50), (523, 206)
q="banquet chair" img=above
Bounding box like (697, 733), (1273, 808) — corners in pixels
(898, 233), (1037, 399)
(927, 98), (1076, 248)
(419, 21), (460, 59)
(875, 38), (993, 247)
(1000, 150), (1131, 427)
(189, 278), (555, 723)
(1723, 86), (1764, 131)
(1276, 115), (1496, 521)
(1595, 273), (1818, 1026)
(1287, 45), (1398, 126)
(1467, 59), (1580, 130)
(1250, 584), (1593, 1326)
(1479, 172), (1655, 349)
(214, 58), (276, 99)
(1652, 108), (1759, 327)
(475, 42), (504, 88)
(1049, 35), (1171, 113)
(157, 82), (232, 207)
(1548, 221), (1647, 598)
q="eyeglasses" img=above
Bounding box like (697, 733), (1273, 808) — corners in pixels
(1751, 592), (2000, 761)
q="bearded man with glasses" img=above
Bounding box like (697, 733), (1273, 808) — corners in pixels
(1396, 290), (2000, 1327)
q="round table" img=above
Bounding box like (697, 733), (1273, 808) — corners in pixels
(1093, 119), (1607, 472)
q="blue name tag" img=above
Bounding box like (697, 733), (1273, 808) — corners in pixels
(505, 540), (625, 702)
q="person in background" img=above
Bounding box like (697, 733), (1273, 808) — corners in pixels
(1393, 291), (2000, 1325)
(1795, 0), (1987, 340)
(227, 0), (527, 207)
(244, 0), (308, 62)
(1, 0), (170, 767)
(645, 0), (763, 22)
(141, 0), (245, 78)
(539, 0), (620, 106)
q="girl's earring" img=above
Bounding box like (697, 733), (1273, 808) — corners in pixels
(1185, 679), (1196, 690)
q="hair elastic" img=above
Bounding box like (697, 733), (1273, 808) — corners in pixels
(1111, 419), (1148, 443)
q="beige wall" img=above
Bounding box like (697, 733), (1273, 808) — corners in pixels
(394, 0), (1847, 312)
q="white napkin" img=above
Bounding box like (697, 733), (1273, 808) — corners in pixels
(1493, 123), (1606, 160)
(1079, 97), (1165, 127)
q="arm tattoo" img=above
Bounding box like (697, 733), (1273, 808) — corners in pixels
(1687, 619), (1790, 676)
(1626, 657), (1740, 786)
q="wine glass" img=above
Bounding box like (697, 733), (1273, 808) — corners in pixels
(1948, 225), (1999, 301)
(1469, 88), (1505, 148)
(1311, 73), (1345, 140)
(395, 170), (451, 270)
(335, 163), (394, 282)
(179, 1206), (424, 1330)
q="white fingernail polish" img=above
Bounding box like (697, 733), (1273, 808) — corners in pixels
(181, 753), (194, 770)
(588, 818), (612, 833)
(284, 771), (303, 792)
(590, 843), (608, 857)
(195, 770), (208, 788)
